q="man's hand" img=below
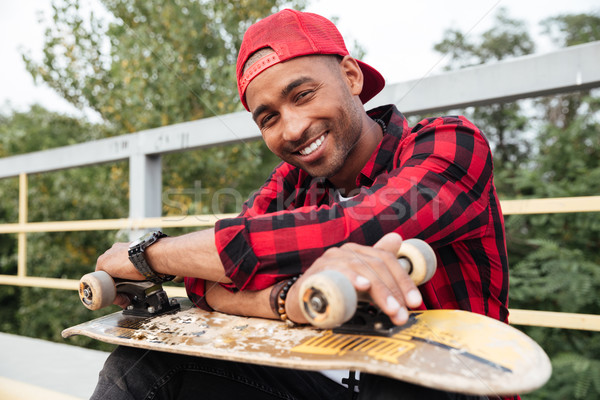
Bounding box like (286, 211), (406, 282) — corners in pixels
(96, 242), (145, 281)
(94, 230), (228, 308)
(94, 242), (144, 308)
(287, 232), (423, 326)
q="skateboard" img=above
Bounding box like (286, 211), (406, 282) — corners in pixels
(62, 239), (551, 396)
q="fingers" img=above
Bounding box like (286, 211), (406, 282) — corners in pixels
(113, 293), (131, 309)
(356, 249), (415, 324)
(376, 234), (423, 309)
(96, 242), (145, 281)
(306, 234), (423, 325)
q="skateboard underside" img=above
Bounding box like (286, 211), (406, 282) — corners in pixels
(62, 298), (551, 396)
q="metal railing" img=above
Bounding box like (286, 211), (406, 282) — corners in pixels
(1, 41), (600, 331)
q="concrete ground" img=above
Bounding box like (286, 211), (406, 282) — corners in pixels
(0, 332), (109, 399)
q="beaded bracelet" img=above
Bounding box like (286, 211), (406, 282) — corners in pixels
(269, 280), (288, 316)
(277, 275), (300, 327)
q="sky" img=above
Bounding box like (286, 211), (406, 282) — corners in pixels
(0, 0), (598, 120)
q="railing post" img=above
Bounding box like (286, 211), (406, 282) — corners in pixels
(18, 173), (28, 277)
(129, 151), (162, 240)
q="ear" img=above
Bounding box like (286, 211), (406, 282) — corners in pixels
(339, 55), (364, 96)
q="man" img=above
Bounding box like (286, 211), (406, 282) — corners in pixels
(93, 9), (512, 400)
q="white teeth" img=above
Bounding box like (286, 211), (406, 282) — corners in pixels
(300, 135), (325, 156)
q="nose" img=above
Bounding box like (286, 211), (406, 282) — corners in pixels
(281, 109), (310, 143)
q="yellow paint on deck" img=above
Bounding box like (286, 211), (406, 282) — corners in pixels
(292, 331), (416, 363)
(404, 310), (527, 371)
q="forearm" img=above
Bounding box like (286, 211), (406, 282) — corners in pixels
(96, 228), (231, 284)
(146, 229), (231, 283)
(204, 282), (278, 319)
(204, 279), (309, 323)
(203, 233), (423, 327)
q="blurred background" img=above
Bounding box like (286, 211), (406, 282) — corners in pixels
(0, 1), (599, 398)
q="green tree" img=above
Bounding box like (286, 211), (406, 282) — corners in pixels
(24, 0), (305, 214)
(508, 100), (600, 400)
(541, 12), (600, 46)
(433, 8), (535, 195)
(433, 8), (600, 399)
(1, 0), (304, 347)
(535, 13), (600, 139)
(0, 105), (125, 349)
(509, 13), (600, 398)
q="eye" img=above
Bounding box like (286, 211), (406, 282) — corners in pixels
(261, 113), (277, 129)
(295, 90), (315, 103)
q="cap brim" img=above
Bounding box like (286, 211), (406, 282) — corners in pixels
(356, 60), (385, 104)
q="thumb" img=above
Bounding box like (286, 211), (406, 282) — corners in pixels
(113, 293), (131, 309)
(373, 232), (403, 254)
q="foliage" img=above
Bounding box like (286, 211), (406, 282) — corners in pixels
(541, 12), (600, 47)
(0, 106), (100, 154)
(433, 8), (600, 399)
(1, 1), (599, 395)
(2, 0), (304, 346)
(507, 98), (600, 399)
(23, 0), (305, 215)
(434, 8), (535, 70)
(0, 105), (124, 349)
(25, 0), (305, 128)
(433, 8), (536, 195)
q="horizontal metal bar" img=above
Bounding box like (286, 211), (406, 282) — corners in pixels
(0, 275), (79, 290)
(1, 274), (598, 331)
(0, 196), (598, 235)
(1, 42), (599, 179)
(137, 111), (259, 156)
(501, 196), (600, 215)
(0, 134), (136, 178)
(0, 214), (238, 234)
(510, 309), (600, 332)
(370, 41), (600, 115)
(0, 275), (187, 297)
(0, 112), (260, 179)
(163, 286), (188, 298)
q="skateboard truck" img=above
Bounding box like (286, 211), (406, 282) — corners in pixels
(79, 271), (180, 317)
(333, 301), (418, 337)
(117, 280), (180, 317)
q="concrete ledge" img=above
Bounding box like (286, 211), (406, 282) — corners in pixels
(0, 377), (83, 400)
(0, 332), (109, 399)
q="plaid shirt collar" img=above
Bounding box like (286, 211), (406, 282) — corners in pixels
(355, 105), (409, 188)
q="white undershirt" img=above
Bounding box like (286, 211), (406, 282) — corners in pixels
(335, 191), (356, 202)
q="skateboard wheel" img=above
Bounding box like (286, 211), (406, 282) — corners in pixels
(79, 271), (116, 311)
(300, 270), (357, 329)
(398, 239), (437, 286)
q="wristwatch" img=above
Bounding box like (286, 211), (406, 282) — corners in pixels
(128, 231), (174, 284)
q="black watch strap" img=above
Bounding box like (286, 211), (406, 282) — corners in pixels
(128, 231), (174, 284)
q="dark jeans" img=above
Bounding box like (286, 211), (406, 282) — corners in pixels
(91, 346), (491, 400)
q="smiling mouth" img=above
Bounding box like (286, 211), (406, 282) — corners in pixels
(299, 134), (326, 156)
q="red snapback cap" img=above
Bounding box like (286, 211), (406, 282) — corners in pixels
(236, 9), (385, 111)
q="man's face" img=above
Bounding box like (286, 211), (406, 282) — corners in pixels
(245, 55), (364, 180)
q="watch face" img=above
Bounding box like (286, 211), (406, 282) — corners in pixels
(130, 231), (157, 248)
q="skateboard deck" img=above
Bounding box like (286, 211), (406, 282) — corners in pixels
(63, 297), (551, 396)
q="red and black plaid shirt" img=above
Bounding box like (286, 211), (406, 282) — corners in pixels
(186, 104), (510, 325)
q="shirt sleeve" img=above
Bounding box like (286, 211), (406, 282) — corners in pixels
(184, 162), (302, 309)
(214, 116), (495, 291)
